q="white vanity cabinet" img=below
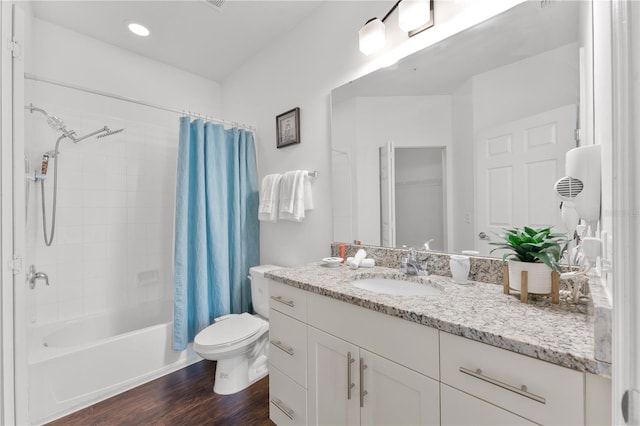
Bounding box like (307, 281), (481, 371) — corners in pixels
(268, 278), (609, 426)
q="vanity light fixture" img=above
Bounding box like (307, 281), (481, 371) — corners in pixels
(358, 0), (434, 55)
(127, 21), (150, 37)
(398, 0), (431, 32)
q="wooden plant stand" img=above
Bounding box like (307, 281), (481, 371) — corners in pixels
(502, 265), (560, 304)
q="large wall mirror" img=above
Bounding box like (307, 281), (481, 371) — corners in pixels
(330, 0), (593, 257)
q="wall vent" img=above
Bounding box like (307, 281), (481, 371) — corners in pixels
(203, 0), (226, 11)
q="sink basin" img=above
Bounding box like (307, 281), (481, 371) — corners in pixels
(352, 278), (442, 296)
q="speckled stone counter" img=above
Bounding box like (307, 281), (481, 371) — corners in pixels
(266, 262), (611, 377)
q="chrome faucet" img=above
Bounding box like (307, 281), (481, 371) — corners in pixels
(405, 248), (427, 276)
(27, 265), (50, 289)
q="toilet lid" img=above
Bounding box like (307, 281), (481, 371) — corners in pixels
(195, 313), (266, 348)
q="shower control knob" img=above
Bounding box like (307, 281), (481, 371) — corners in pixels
(27, 265), (50, 289)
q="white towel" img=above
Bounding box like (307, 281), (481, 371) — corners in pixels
(279, 170), (313, 221)
(258, 174), (283, 222)
(347, 257), (375, 268)
(348, 249), (367, 269)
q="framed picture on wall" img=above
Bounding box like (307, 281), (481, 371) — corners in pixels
(276, 107), (300, 148)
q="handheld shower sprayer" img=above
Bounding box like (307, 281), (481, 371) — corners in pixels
(25, 103), (126, 246)
(40, 153), (50, 176)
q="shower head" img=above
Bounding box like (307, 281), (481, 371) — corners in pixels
(96, 127), (125, 139)
(26, 103), (125, 144)
(71, 126), (125, 143)
(46, 114), (66, 131)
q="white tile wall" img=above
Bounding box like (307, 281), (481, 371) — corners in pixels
(25, 88), (178, 325)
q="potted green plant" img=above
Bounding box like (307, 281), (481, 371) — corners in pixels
(490, 226), (567, 294)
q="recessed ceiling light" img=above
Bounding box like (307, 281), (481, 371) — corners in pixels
(127, 22), (150, 37)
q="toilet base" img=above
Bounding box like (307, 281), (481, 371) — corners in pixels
(213, 354), (269, 395)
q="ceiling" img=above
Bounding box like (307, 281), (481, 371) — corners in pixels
(31, 0), (326, 83)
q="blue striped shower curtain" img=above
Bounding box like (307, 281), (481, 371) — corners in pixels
(173, 117), (259, 351)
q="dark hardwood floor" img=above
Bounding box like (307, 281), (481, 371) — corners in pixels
(47, 361), (275, 426)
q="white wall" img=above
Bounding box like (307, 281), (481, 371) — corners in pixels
(472, 43), (579, 133)
(25, 18), (222, 324)
(222, 0), (526, 267)
(450, 79), (475, 252)
(331, 97), (357, 244)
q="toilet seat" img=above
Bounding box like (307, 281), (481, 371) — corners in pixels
(194, 313), (267, 349)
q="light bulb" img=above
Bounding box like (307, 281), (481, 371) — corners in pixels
(359, 18), (386, 55)
(127, 22), (150, 37)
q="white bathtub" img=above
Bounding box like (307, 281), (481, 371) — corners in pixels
(28, 301), (200, 425)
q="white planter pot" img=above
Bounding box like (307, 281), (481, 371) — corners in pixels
(507, 259), (553, 294)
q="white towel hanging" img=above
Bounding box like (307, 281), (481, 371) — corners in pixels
(279, 170), (313, 222)
(258, 174), (283, 222)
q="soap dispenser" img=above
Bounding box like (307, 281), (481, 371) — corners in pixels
(400, 245), (408, 272)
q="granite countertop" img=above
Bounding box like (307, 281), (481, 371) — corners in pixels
(266, 262), (610, 377)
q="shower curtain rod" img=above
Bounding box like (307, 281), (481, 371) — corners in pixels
(24, 72), (256, 132)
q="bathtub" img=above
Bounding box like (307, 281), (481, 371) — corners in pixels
(28, 301), (200, 425)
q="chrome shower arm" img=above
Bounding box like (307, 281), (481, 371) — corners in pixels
(26, 103), (77, 140)
(26, 103), (125, 144)
(25, 104), (47, 116)
(71, 126), (109, 143)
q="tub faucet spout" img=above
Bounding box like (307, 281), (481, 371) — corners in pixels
(27, 265), (50, 289)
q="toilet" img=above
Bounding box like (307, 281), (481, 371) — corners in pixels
(194, 264), (281, 395)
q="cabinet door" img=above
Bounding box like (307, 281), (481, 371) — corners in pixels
(441, 384), (535, 426)
(360, 350), (440, 425)
(307, 327), (360, 426)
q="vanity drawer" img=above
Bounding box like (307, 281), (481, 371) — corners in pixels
(269, 308), (307, 387)
(269, 280), (307, 322)
(440, 332), (584, 425)
(441, 383), (535, 425)
(269, 365), (307, 426)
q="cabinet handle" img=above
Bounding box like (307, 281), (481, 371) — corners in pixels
(271, 397), (295, 420)
(270, 295), (294, 307)
(347, 351), (356, 400)
(459, 367), (546, 404)
(359, 358), (368, 408)
(271, 340), (294, 356)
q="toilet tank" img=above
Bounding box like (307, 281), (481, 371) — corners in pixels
(249, 265), (282, 319)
